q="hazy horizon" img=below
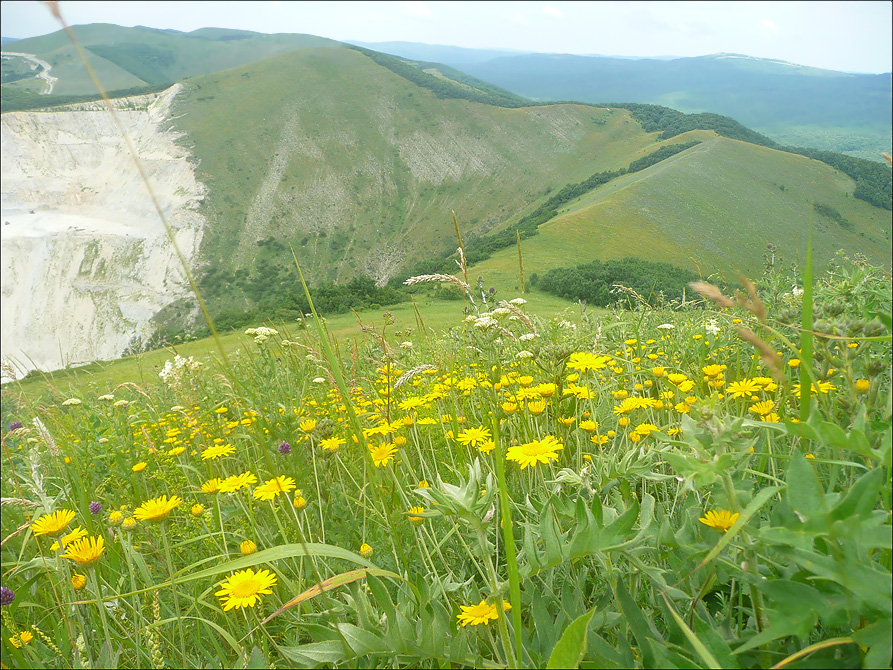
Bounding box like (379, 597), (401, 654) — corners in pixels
(1, 1), (891, 75)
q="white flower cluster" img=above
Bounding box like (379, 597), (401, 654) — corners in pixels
(399, 341), (413, 350)
(245, 326), (279, 344)
(519, 333), (538, 342)
(61, 398), (82, 406)
(704, 319), (721, 337)
(516, 350), (534, 360)
(159, 355), (202, 390)
(474, 315), (498, 330)
(657, 323), (675, 330)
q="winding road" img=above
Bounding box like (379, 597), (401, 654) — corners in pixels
(1, 51), (58, 94)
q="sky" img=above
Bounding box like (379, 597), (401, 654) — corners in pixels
(2, 1), (891, 74)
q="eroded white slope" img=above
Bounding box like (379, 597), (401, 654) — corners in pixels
(1, 85), (205, 379)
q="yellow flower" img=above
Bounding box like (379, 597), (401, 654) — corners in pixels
(652, 366), (667, 377)
(60, 535), (105, 566)
(788, 359), (801, 368)
(122, 517), (137, 531)
(60, 526), (88, 548)
(527, 398), (547, 415)
(359, 542), (373, 558)
(634, 423), (660, 438)
(579, 420), (597, 432)
(702, 364), (726, 378)
(201, 478), (222, 493)
(369, 443), (397, 467)
(215, 568), (277, 612)
(667, 373), (689, 386)
(253, 476), (297, 501)
(293, 495), (307, 509)
(478, 440), (496, 454)
(855, 379), (870, 393)
(240, 540), (257, 555)
(108, 511), (123, 526)
(133, 495), (183, 523)
(219, 472), (258, 493)
(407, 506), (426, 525)
(456, 599), (512, 627)
(506, 435), (563, 470)
(201, 443), (235, 460)
(31, 510), (76, 537)
(456, 426), (492, 448)
(191, 504), (205, 516)
(320, 436), (345, 451)
(699, 509), (740, 533)
(71, 573), (87, 590)
(132, 462), (147, 473)
(417, 480), (430, 489)
(9, 631), (34, 648)
(749, 400), (775, 416)
(567, 352), (611, 372)
(215, 407), (229, 414)
(501, 402), (518, 414)
(300, 418), (317, 433)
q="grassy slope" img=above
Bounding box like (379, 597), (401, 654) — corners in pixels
(8, 291), (582, 404)
(172, 47), (656, 292)
(2, 24), (344, 95)
(471, 136), (892, 292)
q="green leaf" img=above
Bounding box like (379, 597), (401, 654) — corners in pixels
(336, 622), (388, 656)
(245, 646), (267, 669)
(279, 641), (347, 665)
(786, 452), (823, 521)
(546, 607), (596, 669)
(853, 618), (893, 669)
(830, 467), (884, 522)
(661, 594), (722, 669)
(613, 576), (660, 668)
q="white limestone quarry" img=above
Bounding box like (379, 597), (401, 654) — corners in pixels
(0, 84), (205, 380)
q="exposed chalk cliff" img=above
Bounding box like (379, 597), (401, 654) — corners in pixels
(1, 84), (205, 380)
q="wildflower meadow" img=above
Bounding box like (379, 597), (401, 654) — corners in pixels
(1, 252), (891, 669)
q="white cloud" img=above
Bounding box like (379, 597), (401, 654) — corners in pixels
(760, 19), (778, 32)
(513, 13), (528, 25)
(542, 5), (564, 19)
(403, 1), (433, 19)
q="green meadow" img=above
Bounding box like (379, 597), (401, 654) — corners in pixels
(2, 252), (890, 668)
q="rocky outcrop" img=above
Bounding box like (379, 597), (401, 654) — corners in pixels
(1, 84), (205, 380)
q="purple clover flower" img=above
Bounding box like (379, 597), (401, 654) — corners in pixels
(89, 501), (103, 515)
(8, 421), (23, 433)
(278, 441), (291, 455)
(0, 586), (14, 606)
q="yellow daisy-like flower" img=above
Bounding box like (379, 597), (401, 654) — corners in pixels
(369, 443), (397, 468)
(60, 526), (89, 548)
(478, 439), (496, 454)
(219, 472), (258, 494)
(168, 446), (186, 456)
(31, 509), (76, 537)
(527, 398), (547, 415)
(579, 420), (597, 433)
(299, 418), (317, 433)
(320, 436), (345, 451)
(456, 599), (512, 627)
(240, 540), (257, 555)
(456, 426), (492, 448)
(407, 506), (426, 525)
(122, 517), (137, 531)
(60, 535), (105, 566)
(201, 443), (235, 461)
(201, 478), (222, 493)
(359, 542), (373, 558)
(132, 462), (147, 473)
(293, 495), (307, 509)
(9, 631), (34, 648)
(215, 568), (277, 611)
(71, 573), (87, 590)
(726, 379), (761, 398)
(699, 509), (740, 533)
(215, 407), (229, 414)
(634, 423), (660, 438)
(667, 373), (689, 386)
(191, 504), (205, 516)
(253, 475), (297, 501)
(749, 400), (775, 416)
(855, 379), (870, 393)
(133, 495), (183, 523)
(108, 510), (123, 525)
(567, 352), (611, 372)
(506, 435), (563, 470)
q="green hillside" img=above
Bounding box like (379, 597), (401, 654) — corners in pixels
(0, 23), (343, 95)
(457, 53), (892, 161)
(469, 136), (892, 296)
(167, 47), (660, 314)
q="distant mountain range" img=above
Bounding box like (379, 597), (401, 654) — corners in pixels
(355, 42), (892, 162)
